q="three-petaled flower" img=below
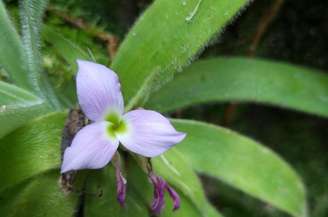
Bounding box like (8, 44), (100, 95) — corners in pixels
(60, 60), (185, 213)
(61, 60), (186, 173)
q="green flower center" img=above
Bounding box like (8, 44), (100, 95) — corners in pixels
(106, 113), (127, 137)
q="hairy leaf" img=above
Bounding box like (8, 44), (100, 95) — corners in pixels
(172, 119), (308, 217)
(147, 57), (328, 117)
(19, 0), (47, 91)
(112, 0), (249, 109)
(20, 0), (60, 108)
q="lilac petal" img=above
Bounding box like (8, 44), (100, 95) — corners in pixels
(115, 164), (127, 206)
(118, 109), (186, 157)
(166, 185), (180, 211)
(61, 122), (119, 173)
(150, 174), (166, 214)
(76, 60), (124, 121)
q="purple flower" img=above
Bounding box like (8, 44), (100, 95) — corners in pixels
(61, 60), (186, 173)
(150, 173), (181, 214)
(115, 164), (126, 206)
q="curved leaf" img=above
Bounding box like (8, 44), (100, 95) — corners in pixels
(0, 112), (66, 193)
(172, 119), (307, 217)
(112, 0), (249, 109)
(147, 57), (328, 117)
(0, 81), (49, 138)
(0, 170), (77, 217)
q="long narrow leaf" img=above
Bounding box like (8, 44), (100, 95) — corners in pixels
(147, 57), (328, 117)
(20, 0), (61, 108)
(20, 0), (48, 79)
(112, 0), (250, 109)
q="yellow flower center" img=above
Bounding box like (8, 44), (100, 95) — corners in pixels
(106, 112), (127, 137)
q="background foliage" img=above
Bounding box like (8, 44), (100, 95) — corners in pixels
(0, 0), (327, 217)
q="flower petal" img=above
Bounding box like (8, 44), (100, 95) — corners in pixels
(166, 185), (180, 211)
(118, 109), (186, 157)
(61, 122), (119, 173)
(76, 60), (124, 121)
(150, 174), (167, 214)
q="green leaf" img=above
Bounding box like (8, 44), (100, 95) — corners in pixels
(0, 170), (78, 217)
(0, 112), (66, 193)
(146, 57), (328, 117)
(160, 194), (206, 217)
(172, 119), (307, 217)
(0, 1), (32, 90)
(0, 81), (50, 138)
(152, 149), (223, 217)
(112, 0), (249, 109)
(20, 0), (61, 109)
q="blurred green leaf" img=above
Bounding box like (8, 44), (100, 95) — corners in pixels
(0, 2), (32, 90)
(0, 112), (66, 193)
(42, 25), (90, 107)
(0, 170), (77, 217)
(152, 149), (223, 217)
(147, 57), (328, 117)
(172, 119), (307, 217)
(112, 0), (249, 109)
(0, 81), (49, 138)
(42, 25), (89, 72)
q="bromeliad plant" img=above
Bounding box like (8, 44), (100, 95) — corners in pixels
(2, 0), (328, 217)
